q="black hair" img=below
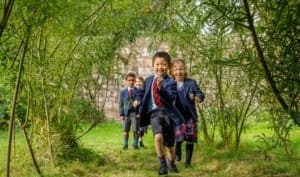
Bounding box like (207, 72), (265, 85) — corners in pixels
(136, 76), (144, 82)
(152, 51), (171, 66)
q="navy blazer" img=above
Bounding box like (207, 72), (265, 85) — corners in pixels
(175, 78), (205, 123)
(119, 87), (138, 117)
(136, 74), (184, 126)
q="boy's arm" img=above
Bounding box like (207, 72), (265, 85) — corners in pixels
(119, 91), (125, 118)
(159, 79), (177, 104)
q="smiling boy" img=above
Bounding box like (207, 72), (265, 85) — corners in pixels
(136, 51), (182, 175)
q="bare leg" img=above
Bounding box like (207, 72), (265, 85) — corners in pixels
(154, 133), (169, 175)
(166, 146), (175, 161)
(166, 146), (179, 173)
(154, 134), (164, 156)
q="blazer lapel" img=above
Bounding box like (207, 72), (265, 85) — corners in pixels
(183, 79), (189, 102)
(146, 75), (154, 95)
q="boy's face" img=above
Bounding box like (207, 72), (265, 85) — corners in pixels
(172, 62), (185, 81)
(153, 57), (169, 77)
(126, 76), (135, 88)
(135, 79), (143, 89)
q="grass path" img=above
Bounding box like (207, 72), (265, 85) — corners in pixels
(0, 121), (299, 177)
(69, 121), (300, 177)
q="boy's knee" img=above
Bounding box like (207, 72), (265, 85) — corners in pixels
(154, 134), (163, 141)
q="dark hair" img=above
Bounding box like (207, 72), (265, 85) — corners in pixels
(152, 51), (171, 66)
(136, 76), (144, 82)
(125, 71), (136, 80)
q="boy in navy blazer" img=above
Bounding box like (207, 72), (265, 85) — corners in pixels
(135, 52), (182, 175)
(171, 59), (205, 168)
(119, 72), (140, 149)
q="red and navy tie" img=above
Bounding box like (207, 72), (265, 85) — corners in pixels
(129, 88), (133, 97)
(152, 78), (162, 107)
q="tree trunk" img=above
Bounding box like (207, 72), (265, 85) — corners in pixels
(0, 0), (15, 38)
(42, 88), (55, 166)
(242, 0), (297, 125)
(197, 104), (212, 143)
(17, 119), (43, 176)
(6, 28), (30, 177)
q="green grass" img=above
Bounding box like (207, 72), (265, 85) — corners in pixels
(0, 121), (300, 177)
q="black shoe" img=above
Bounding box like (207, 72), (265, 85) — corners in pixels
(123, 145), (128, 150)
(139, 141), (145, 148)
(169, 164), (179, 173)
(133, 145), (139, 149)
(158, 164), (168, 175)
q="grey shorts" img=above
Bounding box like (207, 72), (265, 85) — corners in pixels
(150, 109), (175, 147)
(123, 112), (140, 132)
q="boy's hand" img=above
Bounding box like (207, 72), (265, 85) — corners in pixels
(120, 116), (124, 121)
(156, 76), (163, 89)
(133, 100), (140, 108)
(136, 114), (140, 119)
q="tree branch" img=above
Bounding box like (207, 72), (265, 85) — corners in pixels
(242, 0), (298, 125)
(0, 0), (15, 38)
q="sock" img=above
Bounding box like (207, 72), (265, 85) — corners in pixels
(133, 133), (138, 146)
(186, 143), (194, 165)
(124, 134), (129, 146)
(169, 159), (175, 165)
(175, 142), (182, 161)
(158, 155), (167, 166)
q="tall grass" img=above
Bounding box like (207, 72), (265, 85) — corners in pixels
(0, 120), (299, 177)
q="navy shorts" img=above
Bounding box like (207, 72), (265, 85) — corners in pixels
(123, 112), (140, 132)
(150, 109), (175, 147)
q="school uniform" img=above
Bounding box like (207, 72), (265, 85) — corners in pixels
(174, 78), (205, 167)
(175, 78), (204, 143)
(136, 74), (183, 147)
(119, 87), (139, 133)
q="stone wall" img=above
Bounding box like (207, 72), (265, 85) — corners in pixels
(100, 38), (169, 120)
